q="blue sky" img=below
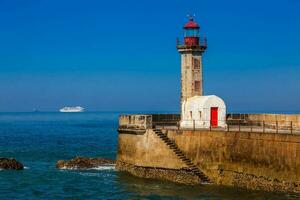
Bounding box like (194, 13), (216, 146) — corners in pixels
(0, 0), (299, 113)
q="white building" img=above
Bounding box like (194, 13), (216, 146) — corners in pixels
(180, 95), (227, 129)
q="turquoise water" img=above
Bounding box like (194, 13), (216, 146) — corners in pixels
(0, 112), (299, 200)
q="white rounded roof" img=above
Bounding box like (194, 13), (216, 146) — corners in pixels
(184, 95), (226, 109)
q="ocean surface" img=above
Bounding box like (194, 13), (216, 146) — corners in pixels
(0, 112), (299, 200)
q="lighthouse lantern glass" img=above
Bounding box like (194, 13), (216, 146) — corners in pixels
(184, 28), (199, 37)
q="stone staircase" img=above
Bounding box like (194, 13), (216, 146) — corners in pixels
(153, 129), (210, 183)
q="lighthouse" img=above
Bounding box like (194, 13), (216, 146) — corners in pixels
(177, 17), (207, 104)
(178, 17), (227, 129)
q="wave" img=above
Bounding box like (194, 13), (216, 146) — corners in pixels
(0, 168), (29, 170)
(91, 165), (115, 171)
(59, 164), (115, 171)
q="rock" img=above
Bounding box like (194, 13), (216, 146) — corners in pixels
(56, 157), (115, 170)
(0, 158), (24, 170)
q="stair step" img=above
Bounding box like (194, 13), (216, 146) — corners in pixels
(198, 175), (208, 179)
(200, 178), (210, 181)
(197, 174), (207, 179)
(155, 129), (211, 183)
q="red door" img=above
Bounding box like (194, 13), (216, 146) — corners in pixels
(211, 107), (218, 127)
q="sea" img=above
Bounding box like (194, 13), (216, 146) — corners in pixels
(0, 112), (299, 200)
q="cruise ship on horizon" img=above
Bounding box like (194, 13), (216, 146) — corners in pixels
(59, 106), (84, 113)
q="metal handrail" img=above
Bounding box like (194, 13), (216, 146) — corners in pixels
(152, 120), (300, 134)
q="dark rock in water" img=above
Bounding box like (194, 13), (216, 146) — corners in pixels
(0, 158), (24, 170)
(56, 157), (115, 170)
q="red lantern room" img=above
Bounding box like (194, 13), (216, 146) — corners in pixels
(183, 17), (200, 46)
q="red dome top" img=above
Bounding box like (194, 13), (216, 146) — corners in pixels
(184, 17), (200, 29)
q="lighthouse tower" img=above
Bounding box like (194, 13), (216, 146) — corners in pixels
(178, 17), (226, 129)
(177, 17), (207, 104)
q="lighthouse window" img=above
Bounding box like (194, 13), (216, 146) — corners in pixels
(195, 81), (200, 92)
(185, 29), (197, 37)
(193, 58), (200, 69)
(185, 29), (199, 37)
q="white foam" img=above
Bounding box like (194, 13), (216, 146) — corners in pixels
(59, 166), (78, 170)
(91, 165), (115, 171)
(77, 171), (115, 178)
(24, 166), (30, 169)
(59, 164), (115, 171)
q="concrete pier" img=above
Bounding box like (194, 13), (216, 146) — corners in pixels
(117, 114), (300, 193)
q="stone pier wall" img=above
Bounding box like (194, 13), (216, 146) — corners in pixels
(168, 130), (300, 192)
(116, 129), (184, 169)
(116, 129), (202, 184)
(117, 128), (300, 193)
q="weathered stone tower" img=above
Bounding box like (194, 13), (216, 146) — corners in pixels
(177, 17), (207, 104)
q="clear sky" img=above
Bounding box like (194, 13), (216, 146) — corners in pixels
(0, 0), (299, 113)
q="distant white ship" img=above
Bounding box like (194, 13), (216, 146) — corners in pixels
(59, 106), (84, 113)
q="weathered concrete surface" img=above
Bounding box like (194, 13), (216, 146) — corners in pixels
(116, 161), (200, 184)
(168, 130), (300, 193)
(117, 128), (300, 193)
(180, 53), (203, 104)
(119, 115), (152, 129)
(116, 129), (185, 169)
